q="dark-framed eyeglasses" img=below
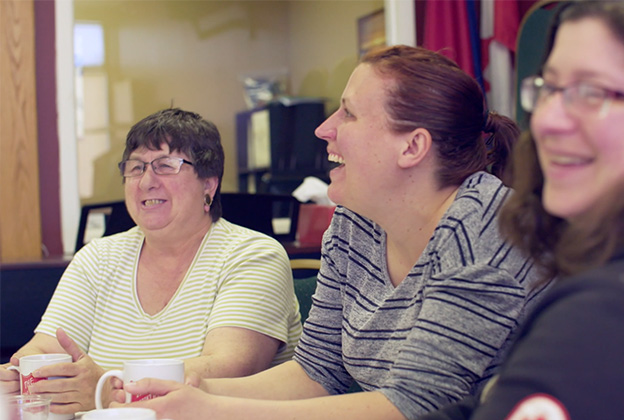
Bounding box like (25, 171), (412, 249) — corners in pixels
(118, 156), (194, 178)
(521, 75), (624, 118)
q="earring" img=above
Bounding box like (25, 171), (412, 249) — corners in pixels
(204, 194), (212, 212)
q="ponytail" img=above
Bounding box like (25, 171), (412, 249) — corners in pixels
(482, 111), (520, 186)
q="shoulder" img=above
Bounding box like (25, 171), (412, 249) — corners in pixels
(75, 226), (143, 260)
(212, 218), (281, 244)
(508, 258), (624, 361)
(429, 172), (537, 278)
(208, 218), (289, 260)
(450, 172), (510, 221)
(477, 259), (624, 419)
(437, 172), (511, 246)
(534, 258), (624, 317)
(430, 172), (509, 248)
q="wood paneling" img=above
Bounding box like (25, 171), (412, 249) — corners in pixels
(0, 0), (42, 261)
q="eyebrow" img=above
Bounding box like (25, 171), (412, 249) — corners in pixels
(128, 152), (170, 160)
(543, 64), (618, 83)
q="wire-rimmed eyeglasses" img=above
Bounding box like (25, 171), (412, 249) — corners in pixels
(118, 156), (194, 178)
(520, 76), (624, 118)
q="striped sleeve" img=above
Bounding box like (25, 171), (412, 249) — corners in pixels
(34, 248), (100, 352)
(206, 228), (302, 365)
(34, 230), (142, 354)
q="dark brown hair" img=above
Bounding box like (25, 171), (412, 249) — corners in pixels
(122, 108), (225, 220)
(361, 45), (520, 187)
(499, 1), (624, 281)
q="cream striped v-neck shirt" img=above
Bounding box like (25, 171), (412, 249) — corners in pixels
(36, 218), (302, 369)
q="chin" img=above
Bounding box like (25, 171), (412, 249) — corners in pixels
(543, 198), (588, 222)
(326, 187), (341, 206)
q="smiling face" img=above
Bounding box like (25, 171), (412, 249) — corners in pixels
(531, 18), (624, 222)
(314, 64), (406, 216)
(124, 144), (213, 237)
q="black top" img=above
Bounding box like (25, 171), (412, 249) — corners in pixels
(423, 251), (624, 420)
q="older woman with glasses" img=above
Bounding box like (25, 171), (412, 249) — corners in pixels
(422, 1), (624, 419)
(0, 108), (302, 415)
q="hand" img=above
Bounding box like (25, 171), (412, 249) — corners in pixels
(112, 379), (213, 420)
(0, 362), (20, 394)
(109, 376), (126, 405)
(185, 372), (201, 388)
(110, 371), (201, 406)
(26, 328), (105, 414)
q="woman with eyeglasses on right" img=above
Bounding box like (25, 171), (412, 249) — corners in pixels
(423, 1), (624, 419)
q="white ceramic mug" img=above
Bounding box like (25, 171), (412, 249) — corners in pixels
(82, 407), (157, 420)
(9, 353), (72, 395)
(95, 359), (184, 410)
(8, 353), (74, 420)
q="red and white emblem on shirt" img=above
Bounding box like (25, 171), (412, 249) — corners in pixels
(505, 394), (570, 420)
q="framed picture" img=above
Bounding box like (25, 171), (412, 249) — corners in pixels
(358, 9), (386, 57)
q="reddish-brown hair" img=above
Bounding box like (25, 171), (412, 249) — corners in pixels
(361, 45), (519, 187)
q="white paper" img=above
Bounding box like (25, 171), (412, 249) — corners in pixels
(247, 109), (271, 169)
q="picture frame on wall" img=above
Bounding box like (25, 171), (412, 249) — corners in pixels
(358, 8), (386, 57)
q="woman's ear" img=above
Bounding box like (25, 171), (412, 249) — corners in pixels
(203, 177), (219, 197)
(397, 128), (432, 169)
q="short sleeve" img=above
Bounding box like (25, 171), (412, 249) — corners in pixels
(207, 235), (299, 347)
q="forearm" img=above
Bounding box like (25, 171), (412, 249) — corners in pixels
(185, 327), (283, 379)
(184, 355), (259, 379)
(200, 360), (328, 400)
(132, 381), (407, 420)
(209, 390), (406, 420)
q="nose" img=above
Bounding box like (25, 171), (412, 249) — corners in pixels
(314, 110), (338, 143)
(531, 91), (577, 136)
(137, 163), (159, 189)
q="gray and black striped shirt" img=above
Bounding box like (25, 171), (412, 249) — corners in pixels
(294, 172), (549, 419)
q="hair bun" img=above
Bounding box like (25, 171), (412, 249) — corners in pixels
(482, 110), (496, 133)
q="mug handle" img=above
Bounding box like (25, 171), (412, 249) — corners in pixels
(95, 369), (123, 410)
(6, 365), (22, 394)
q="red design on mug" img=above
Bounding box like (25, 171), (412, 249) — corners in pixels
(21, 373), (47, 395)
(128, 380), (156, 402)
(131, 393), (156, 402)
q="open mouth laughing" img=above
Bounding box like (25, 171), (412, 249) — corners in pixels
(328, 153), (345, 170)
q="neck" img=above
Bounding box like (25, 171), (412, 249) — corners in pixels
(384, 184), (458, 243)
(383, 185), (459, 286)
(143, 217), (212, 258)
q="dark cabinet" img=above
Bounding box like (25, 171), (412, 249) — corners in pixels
(235, 100), (330, 194)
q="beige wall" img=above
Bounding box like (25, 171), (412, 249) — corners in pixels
(74, 0), (383, 204)
(288, 1), (383, 113)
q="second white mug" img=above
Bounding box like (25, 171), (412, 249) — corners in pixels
(94, 359), (184, 410)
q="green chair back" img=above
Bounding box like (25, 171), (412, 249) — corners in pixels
(294, 275), (317, 323)
(515, 1), (569, 129)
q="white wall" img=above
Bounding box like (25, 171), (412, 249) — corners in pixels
(56, 0), (80, 255)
